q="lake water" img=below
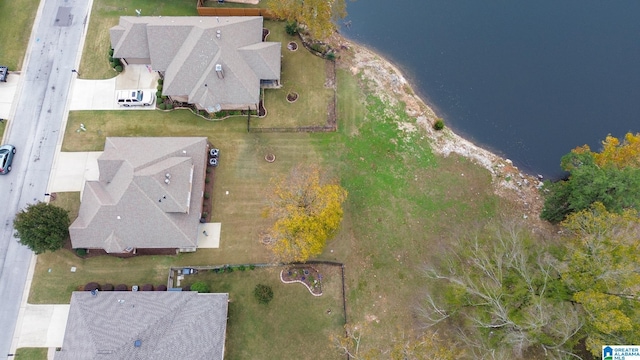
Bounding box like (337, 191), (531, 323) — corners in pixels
(341, 0), (640, 179)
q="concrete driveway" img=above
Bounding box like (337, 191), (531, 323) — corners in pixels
(48, 152), (101, 193)
(15, 304), (69, 348)
(0, 73), (20, 120)
(69, 65), (159, 110)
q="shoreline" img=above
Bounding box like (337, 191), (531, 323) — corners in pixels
(331, 34), (548, 223)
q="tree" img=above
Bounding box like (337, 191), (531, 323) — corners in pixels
(266, 0), (347, 40)
(541, 133), (640, 223)
(560, 202), (640, 357)
(333, 324), (459, 360)
(13, 202), (70, 254)
(263, 164), (347, 263)
(421, 220), (582, 359)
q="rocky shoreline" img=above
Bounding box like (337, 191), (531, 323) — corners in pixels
(331, 35), (549, 227)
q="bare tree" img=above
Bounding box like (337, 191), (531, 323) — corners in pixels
(421, 219), (582, 359)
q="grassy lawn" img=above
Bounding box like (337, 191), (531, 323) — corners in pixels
(14, 348), (47, 360)
(254, 21), (333, 129)
(0, 0), (39, 70)
(30, 1), (511, 357)
(0, 120), (6, 141)
(181, 265), (344, 359)
(80, 0), (198, 79)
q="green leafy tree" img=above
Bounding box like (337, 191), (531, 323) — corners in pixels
(13, 202), (70, 254)
(421, 220), (581, 359)
(266, 0), (347, 40)
(262, 164), (347, 263)
(190, 281), (210, 293)
(541, 134), (640, 223)
(560, 202), (640, 357)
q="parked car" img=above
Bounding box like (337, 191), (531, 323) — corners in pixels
(116, 89), (154, 107)
(0, 144), (16, 174)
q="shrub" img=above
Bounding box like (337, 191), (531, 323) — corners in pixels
(326, 52), (336, 61)
(156, 90), (162, 98)
(115, 65), (123, 73)
(157, 78), (163, 85)
(108, 57), (114, 63)
(115, 284), (128, 291)
(433, 118), (445, 130)
(141, 284), (154, 291)
(238, 265), (246, 271)
(84, 282), (101, 291)
(102, 283), (114, 291)
(157, 84), (163, 91)
(109, 48), (114, 56)
(204, 192), (210, 200)
(254, 284), (274, 304)
(165, 103), (173, 110)
(158, 103), (166, 110)
(190, 281), (210, 293)
(249, 264), (256, 270)
(226, 266), (234, 273)
(202, 211), (208, 218)
(205, 178), (210, 184)
(75, 248), (87, 256)
(156, 284), (167, 291)
(285, 21), (298, 36)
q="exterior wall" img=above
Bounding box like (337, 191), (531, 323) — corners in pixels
(83, 248), (179, 257)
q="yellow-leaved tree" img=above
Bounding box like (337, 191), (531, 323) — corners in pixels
(263, 164), (347, 263)
(572, 132), (640, 169)
(266, 0), (347, 40)
(561, 202), (640, 356)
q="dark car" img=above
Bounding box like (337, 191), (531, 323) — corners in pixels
(0, 144), (16, 174)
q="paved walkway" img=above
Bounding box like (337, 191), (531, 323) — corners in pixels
(197, 223), (222, 248)
(69, 65), (159, 110)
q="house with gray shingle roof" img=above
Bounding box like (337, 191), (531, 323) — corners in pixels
(69, 137), (209, 254)
(110, 16), (281, 112)
(55, 291), (228, 360)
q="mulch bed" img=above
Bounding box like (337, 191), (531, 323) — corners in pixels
(280, 265), (323, 296)
(286, 92), (298, 102)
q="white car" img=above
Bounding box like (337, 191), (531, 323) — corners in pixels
(116, 90), (154, 107)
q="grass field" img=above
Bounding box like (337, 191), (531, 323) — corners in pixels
(181, 265), (345, 360)
(0, 0), (39, 70)
(14, 348), (47, 360)
(34, 69), (501, 356)
(0, 120), (6, 141)
(28, 1), (508, 358)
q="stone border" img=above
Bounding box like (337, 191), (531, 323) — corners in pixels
(287, 41), (298, 51)
(280, 269), (323, 297)
(265, 154), (276, 162)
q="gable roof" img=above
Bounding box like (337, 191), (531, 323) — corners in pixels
(69, 137), (208, 252)
(110, 16), (281, 111)
(55, 291), (228, 360)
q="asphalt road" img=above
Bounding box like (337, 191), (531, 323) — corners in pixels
(0, 0), (91, 357)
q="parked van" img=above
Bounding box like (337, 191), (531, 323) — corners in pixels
(116, 90), (154, 107)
